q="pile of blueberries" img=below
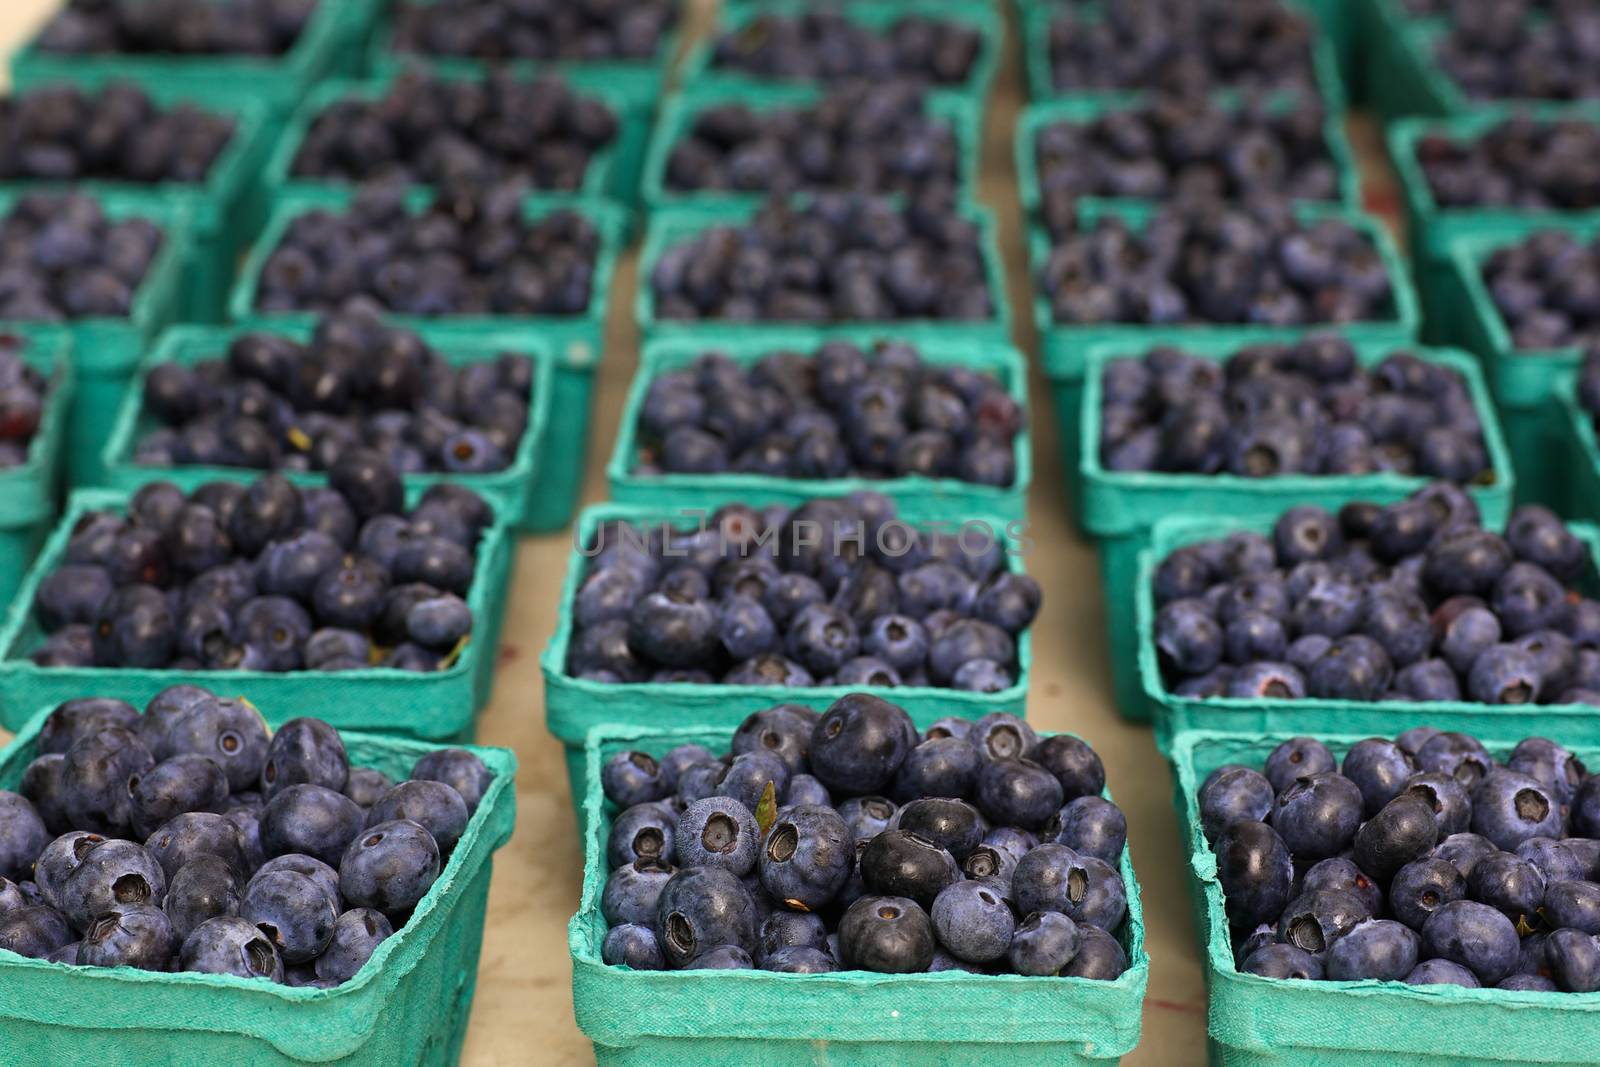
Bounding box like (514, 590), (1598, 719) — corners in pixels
(708, 11), (983, 88)
(1040, 199), (1395, 328)
(1415, 116), (1600, 210)
(1047, 0), (1319, 97)
(566, 495), (1040, 692)
(632, 341), (1022, 486)
(0, 193), (165, 321)
(1152, 484), (1600, 705)
(1434, 1), (1600, 103)
(1207, 728), (1600, 991)
(37, 0), (317, 56)
(1482, 230), (1600, 351)
(391, 0), (677, 62)
(664, 82), (959, 202)
(0, 82), (235, 184)
(600, 700), (1129, 978)
(133, 308), (533, 475)
(254, 181), (601, 317)
(651, 194), (995, 324)
(0, 337), (49, 469)
(1098, 336), (1493, 482)
(1033, 96), (1341, 239)
(290, 72), (619, 193)
(0, 686), (494, 984)
(28, 459), (492, 673)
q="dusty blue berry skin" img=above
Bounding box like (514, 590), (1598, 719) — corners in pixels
(1422, 900), (1520, 985)
(893, 738), (981, 803)
(1012, 843), (1087, 917)
(1048, 796), (1127, 864)
(76, 902), (176, 970)
(164, 855), (242, 942)
(1263, 737), (1335, 794)
(179, 915), (285, 981)
(1325, 918), (1419, 982)
(931, 879), (1015, 963)
(809, 694), (917, 795)
(242, 869), (338, 964)
(784, 774), (832, 808)
(1214, 822), (1293, 930)
(0, 904), (72, 958)
(1405, 958), (1480, 987)
(1548, 929), (1600, 992)
(60, 839), (166, 932)
(607, 802), (676, 870)
(314, 907), (393, 982)
(1007, 910), (1081, 976)
(1402, 772), (1470, 837)
(1064, 922), (1128, 980)
(975, 758), (1064, 830)
(1389, 857), (1466, 932)
(602, 858), (676, 928)
(655, 866), (758, 968)
(715, 751), (791, 814)
(758, 804), (852, 911)
(760, 945), (836, 973)
(0, 791), (48, 882)
(338, 819), (441, 918)
(1340, 738), (1415, 817)
(1198, 766), (1273, 841)
(144, 810), (248, 882)
(1470, 772), (1562, 851)
(260, 784), (365, 868)
(1302, 857), (1384, 917)
(602, 923), (665, 970)
(1270, 772), (1363, 861)
(411, 748), (493, 814)
(260, 718), (349, 799)
(1242, 943), (1323, 980)
(1068, 856), (1128, 932)
(1277, 890), (1371, 961)
(1468, 853), (1546, 922)
(757, 910), (829, 962)
(34, 831), (107, 910)
(1433, 832), (1499, 880)
(1543, 881), (1600, 935)
(366, 780), (470, 856)
(676, 796), (760, 877)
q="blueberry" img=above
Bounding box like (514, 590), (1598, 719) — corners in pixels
(1064, 922), (1128, 980)
(1155, 599), (1224, 677)
(342, 767), (393, 809)
(892, 738), (981, 802)
(1468, 853), (1546, 924)
(975, 758), (1064, 830)
(1270, 772), (1363, 861)
(163, 696), (270, 793)
(1543, 881), (1600, 935)
(837, 895), (934, 974)
(366, 780), (469, 856)
(1277, 889), (1371, 960)
(1508, 737), (1586, 805)
(314, 907), (392, 983)
(0, 905), (73, 959)
(1404, 958), (1479, 987)
(1389, 857), (1466, 932)
(607, 803), (675, 871)
(1301, 857), (1383, 917)
(33, 831), (106, 911)
(602, 752), (667, 809)
(1432, 832), (1499, 880)
(756, 910), (829, 963)
(837, 796), (897, 847)
(339, 819), (440, 919)
(1414, 732), (1493, 788)
(1241, 943), (1323, 980)
(1035, 735), (1107, 802)
(895, 798), (984, 861)
(1401, 772), (1471, 837)
(759, 945), (835, 973)
(859, 830), (959, 910)
(1213, 822), (1293, 929)
(1354, 795), (1439, 883)
(411, 748), (493, 814)
(1470, 772), (1562, 850)
(0, 792), (48, 882)
(730, 705), (816, 775)
(38, 698), (139, 755)
(129, 756), (230, 839)
(602, 858), (676, 928)
(1340, 738), (1415, 817)
(260, 785), (365, 868)
(59, 839), (166, 933)
(164, 855), (242, 942)
(758, 804), (852, 911)
(714, 751), (790, 814)
(1199, 766), (1274, 840)
(1263, 737), (1336, 794)
(809, 694), (916, 795)
(1324, 918), (1419, 982)
(180, 915), (284, 981)
(655, 866), (758, 968)
(676, 796), (760, 877)
(1421, 900), (1520, 985)
(602, 922), (665, 970)
(1547, 928), (1600, 992)
(145, 811), (248, 882)
(1047, 796), (1127, 864)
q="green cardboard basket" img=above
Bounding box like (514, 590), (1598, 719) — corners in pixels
(1078, 338), (1515, 725)
(1030, 199), (1420, 523)
(637, 199), (1012, 344)
(1433, 223), (1599, 512)
(10, 0), (375, 126)
(265, 67), (642, 212)
(229, 187), (624, 532)
(1014, 93), (1364, 223)
(681, 0), (1001, 108)
(367, 0), (683, 118)
(0, 334), (73, 609)
(1, 193), (190, 489)
(0, 81), (271, 325)
(1136, 513), (1600, 754)
(1560, 374), (1600, 528)
(606, 331), (1031, 524)
(1387, 106), (1600, 324)
(0, 701), (516, 1067)
(641, 84), (983, 214)
(570, 722), (1149, 1066)
(96, 323), (553, 531)
(1172, 727), (1600, 1066)
(0, 486), (516, 742)
(1020, 1), (1347, 108)
(541, 502), (1034, 804)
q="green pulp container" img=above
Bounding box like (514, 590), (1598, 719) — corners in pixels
(1015, 93), (1364, 222)
(1561, 375), (1600, 528)
(367, 0), (683, 120)
(682, 0), (1001, 108)
(641, 84), (983, 214)
(1020, 1), (1346, 107)
(1, 193), (190, 489)
(1172, 728), (1600, 1066)
(0, 701), (517, 1067)
(1030, 199), (1420, 523)
(1078, 338), (1515, 724)
(570, 723), (1150, 1066)
(228, 187), (625, 532)
(0, 487), (516, 742)
(541, 502), (1034, 805)
(0, 81), (271, 325)
(606, 331), (1031, 524)
(97, 323), (554, 532)
(266, 67), (645, 212)
(0, 334), (72, 608)
(1136, 513), (1600, 754)
(10, 0), (375, 129)
(1387, 106), (1600, 328)
(1432, 223), (1599, 512)
(637, 200), (1012, 344)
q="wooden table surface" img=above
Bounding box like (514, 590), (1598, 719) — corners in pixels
(0, 1), (1238, 1062)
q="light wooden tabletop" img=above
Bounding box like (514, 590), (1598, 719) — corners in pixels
(0, 1), (1213, 1062)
